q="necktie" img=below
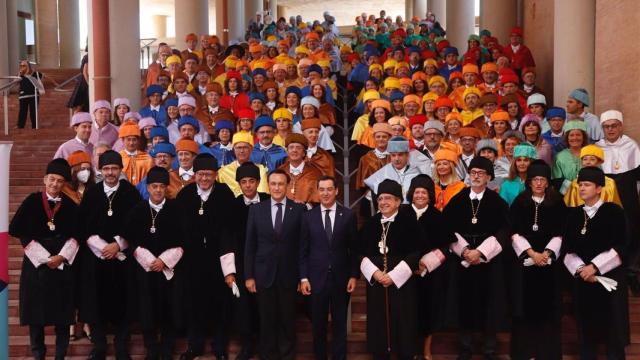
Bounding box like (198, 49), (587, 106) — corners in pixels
(274, 203), (283, 237)
(324, 209), (333, 244)
(151, 109), (158, 120)
(48, 200), (56, 209)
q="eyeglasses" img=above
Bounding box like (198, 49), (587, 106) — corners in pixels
(469, 170), (487, 177)
(602, 123), (621, 130)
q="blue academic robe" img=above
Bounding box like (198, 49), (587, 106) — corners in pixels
(139, 105), (168, 126)
(250, 144), (288, 173)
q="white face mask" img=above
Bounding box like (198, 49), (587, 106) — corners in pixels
(77, 169), (91, 184)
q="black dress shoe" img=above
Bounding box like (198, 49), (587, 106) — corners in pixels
(180, 349), (203, 360)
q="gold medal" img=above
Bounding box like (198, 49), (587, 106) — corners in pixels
(150, 226), (156, 234)
(291, 187), (295, 195)
(47, 221), (55, 231)
(198, 208), (204, 215)
(378, 240), (388, 255)
(107, 209), (113, 217)
(471, 217), (478, 224)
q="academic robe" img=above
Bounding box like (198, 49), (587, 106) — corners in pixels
(563, 202), (629, 350)
(552, 149), (580, 194)
(136, 170), (182, 200)
(250, 143), (288, 173)
(119, 150), (153, 186)
(9, 192), (79, 325)
(139, 105), (168, 127)
(564, 176), (622, 208)
(217, 161), (269, 197)
(359, 208), (427, 356)
(210, 143), (237, 167)
(278, 161), (322, 204)
(508, 192), (566, 360)
(77, 180), (141, 324)
(89, 121), (119, 148)
(123, 199), (185, 330)
(364, 163), (428, 203)
(502, 44), (535, 71)
(175, 182), (236, 329)
(53, 138), (93, 159)
(220, 93), (250, 115)
(355, 151), (390, 190)
(195, 106), (235, 135)
(168, 170), (194, 196)
(307, 147), (336, 177)
(409, 205), (450, 336)
(442, 188), (510, 332)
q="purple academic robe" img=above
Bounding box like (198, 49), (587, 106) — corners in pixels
(53, 137), (94, 159)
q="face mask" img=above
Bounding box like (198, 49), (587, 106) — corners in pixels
(77, 169), (91, 184)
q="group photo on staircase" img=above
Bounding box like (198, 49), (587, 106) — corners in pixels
(1, 0), (640, 359)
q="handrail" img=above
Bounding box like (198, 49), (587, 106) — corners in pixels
(52, 73), (82, 92)
(140, 37), (158, 71)
(1, 76), (22, 135)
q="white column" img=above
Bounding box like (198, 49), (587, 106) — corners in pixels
(109, 0), (141, 110)
(446, 0), (475, 50)
(480, 0), (517, 45)
(214, 0), (224, 38)
(267, 0), (277, 19)
(152, 15), (168, 39)
(228, 0), (245, 44)
(6, 0), (19, 75)
(0, 3), (9, 78)
(245, 0), (263, 24)
(35, 0), (59, 67)
(428, 0), (446, 29)
(553, 0), (595, 107)
(413, 0), (427, 20)
(174, 0), (208, 49)
(405, 0), (413, 22)
(58, 0), (80, 68)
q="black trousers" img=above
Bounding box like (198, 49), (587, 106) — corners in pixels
(186, 291), (230, 356)
(17, 96), (38, 129)
(309, 271), (350, 360)
(29, 324), (69, 359)
(257, 283), (297, 360)
(89, 321), (130, 356)
(458, 330), (496, 358)
(579, 327), (626, 360)
(143, 325), (176, 358)
(511, 318), (561, 360)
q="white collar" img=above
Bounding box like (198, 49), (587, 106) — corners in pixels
(197, 184), (212, 201)
(523, 84), (534, 92)
(307, 146), (318, 157)
(176, 91), (188, 97)
(447, 64), (457, 70)
(288, 108), (297, 115)
(243, 193), (261, 205)
(75, 136), (89, 145)
(208, 105), (219, 113)
(259, 143), (273, 151)
(469, 189), (485, 200)
(380, 211), (398, 223)
(219, 142), (233, 150)
(374, 148), (389, 159)
(583, 199), (604, 218)
(104, 182), (120, 196)
(179, 167), (194, 179)
(412, 204), (428, 219)
(228, 90), (239, 97)
(46, 192), (62, 202)
(271, 197), (286, 207)
(462, 153), (474, 161)
(511, 44), (521, 52)
(150, 105), (161, 111)
(413, 138), (424, 147)
(124, 149), (137, 156)
(320, 203), (337, 212)
(149, 198), (166, 212)
(532, 195), (544, 203)
(550, 131), (563, 137)
(290, 161), (305, 175)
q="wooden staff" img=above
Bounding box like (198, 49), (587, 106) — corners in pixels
(381, 223), (391, 354)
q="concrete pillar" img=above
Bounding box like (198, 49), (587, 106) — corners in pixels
(88, 0), (111, 106)
(0, 2), (9, 79)
(267, 0), (277, 19)
(6, 0), (19, 76)
(174, 0), (208, 49)
(228, 0), (245, 44)
(405, 0), (413, 22)
(152, 15), (168, 39)
(58, 0), (80, 68)
(215, 0), (224, 38)
(429, 0), (446, 29)
(553, 0), (595, 107)
(480, 0), (517, 44)
(35, 0), (59, 67)
(277, 5), (287, 20)
(109, 0), (141, 110)
(446, 0), (475, 50)
(413, 0), (427, 20)
(245, 0), (263, 24)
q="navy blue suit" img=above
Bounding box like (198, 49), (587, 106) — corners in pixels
(299, 204), (359, 360)
(244, 197), (305, 360)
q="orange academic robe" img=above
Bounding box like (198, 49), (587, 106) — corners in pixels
(119, 150), (153, 186)
(168, 171), (195, 198)
(278, 161), (322, 204)
(355, 151), (390, 190)
(308, 148), (335, 177)
(434, 180), (465, 211)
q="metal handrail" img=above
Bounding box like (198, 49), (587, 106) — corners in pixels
(53, 73), (82, 92)
(140, 37), (158, 71)
(1, 76), (23, 135)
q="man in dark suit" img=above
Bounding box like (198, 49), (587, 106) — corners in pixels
(300, 176), (359, 360)
(245, 169), (306, 360)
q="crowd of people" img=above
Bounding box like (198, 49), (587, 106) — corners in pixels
(11, 7), (640, 360)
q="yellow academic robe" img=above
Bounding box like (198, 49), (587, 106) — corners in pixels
(217, 161), (269, 197)
(119, 150), (153, 186)
(564, 176), (623, 208)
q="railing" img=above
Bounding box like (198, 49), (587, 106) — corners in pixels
(140, 38), (158, 75)
(1, 76), (32, 135)
(51, 73), (82, 125)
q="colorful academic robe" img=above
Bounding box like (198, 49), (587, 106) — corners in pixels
(250, 143), (288, 173)
(53, 138), (93, 159)
(307, 147), (336, 177)
(355, 151), (390, 190)
(217, 161), (269, 197)
(278, 161), (322, 204)
(119, 150), (153, 186)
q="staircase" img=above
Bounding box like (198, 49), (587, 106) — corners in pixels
(1, 73), (640, 360)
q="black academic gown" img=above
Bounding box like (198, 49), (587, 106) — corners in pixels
(9, 192), (78, 325)
(175, 182), (236, 330)
(76, 180), (141, 324)
(229, 193), (270, 336)
(359, 207), (427, 357)
(123, 199), (186, 330)
(563, 202), (630, 350)
(408, 204), (451, 336)
(508, 191), (566, 360)
(442, 187), (510, 333)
